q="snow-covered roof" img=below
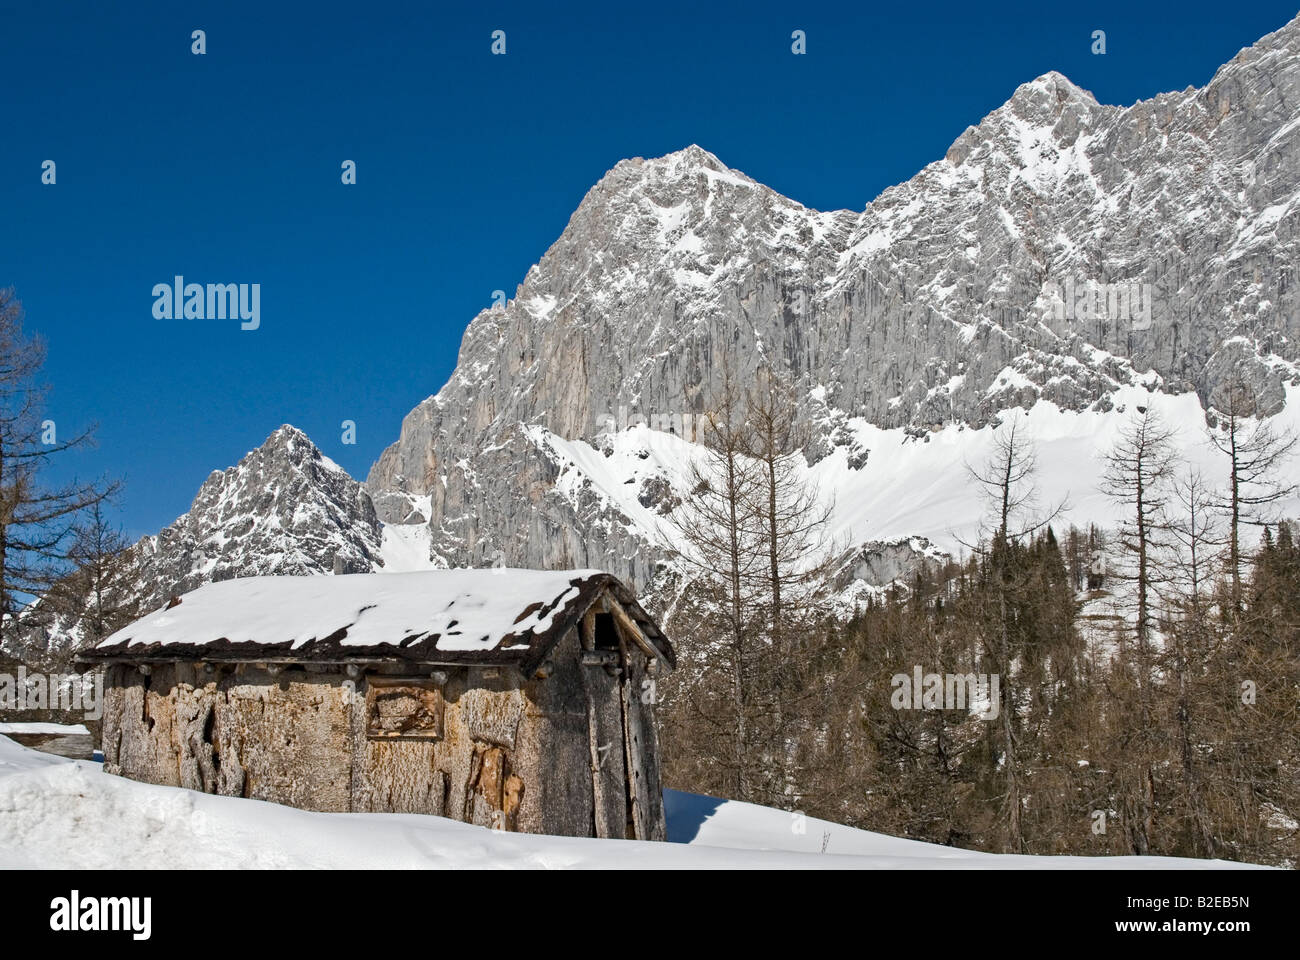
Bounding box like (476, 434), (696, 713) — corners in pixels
(84, 569), (671, 669)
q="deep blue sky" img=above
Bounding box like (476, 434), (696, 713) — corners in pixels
(3, 0), (1297, 539)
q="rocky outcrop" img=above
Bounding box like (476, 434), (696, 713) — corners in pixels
(132, 425), (384, 610)
(831, 538), (949, 593)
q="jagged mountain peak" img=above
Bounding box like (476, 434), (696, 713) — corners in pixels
(134, 424), (383, 608)
(1009, 70), (1099, 110)
(568, 143), (800, 241)
(252, 423), (350, 475)
(567, 143), (784, 237)
(942, 69), (1109, 169)
(264, 422), (313, 447)
(630, 143), (731, 175)
(13, 424), (386, 658)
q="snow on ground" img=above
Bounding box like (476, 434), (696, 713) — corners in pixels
(0, 737), (1258, 869)
(0, 723), (90, 736)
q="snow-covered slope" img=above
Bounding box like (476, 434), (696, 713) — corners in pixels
(474, 383), (1300, 583)
(0, 736), (1258, 869)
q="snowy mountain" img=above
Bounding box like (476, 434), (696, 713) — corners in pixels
(130, 425), (384, 610)
(6, 426), (385, 660)
(362, 16), (1300, 594)
(24, 16), (1300, 648)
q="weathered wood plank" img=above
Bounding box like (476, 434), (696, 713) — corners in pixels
(623, 651), (667, 841)
(612, 630), (651, 840)
(605, 595), (671, 670)
(579, 658), (628, 839)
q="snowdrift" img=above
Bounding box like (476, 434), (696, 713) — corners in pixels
(0, 736), (1258, 869)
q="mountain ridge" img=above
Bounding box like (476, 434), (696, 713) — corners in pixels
(359, 14), (1300, 588)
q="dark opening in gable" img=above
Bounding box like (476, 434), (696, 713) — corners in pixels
(593, 612), (620, 650)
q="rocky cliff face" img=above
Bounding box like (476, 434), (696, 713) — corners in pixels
(363, 17), (1300, 586)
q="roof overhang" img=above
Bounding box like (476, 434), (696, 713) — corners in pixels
(78, 572), (675, 674)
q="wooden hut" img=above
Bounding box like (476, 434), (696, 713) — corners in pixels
(80, 569), (675, 840)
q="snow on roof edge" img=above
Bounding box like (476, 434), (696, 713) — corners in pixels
(82, 569), (673, 670)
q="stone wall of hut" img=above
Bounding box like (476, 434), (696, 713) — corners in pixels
(98, 626), (665, 839)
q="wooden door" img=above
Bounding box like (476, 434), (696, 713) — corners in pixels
(579, 645), (630, 839)
(618, 647), (666, 841)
